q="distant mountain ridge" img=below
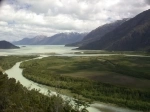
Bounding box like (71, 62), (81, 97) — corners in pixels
(78, 9), (150, 51)
(66, 19), (129, 47)
(13, 32), (87, 45)
(13, 35), (47, 45)
(0, 40), (19, 49)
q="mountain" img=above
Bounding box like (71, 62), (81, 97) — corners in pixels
(78, 9), (150, 51)
(13, 32), (87, 45)
(0, 40), (19, 49)
(40, 32), (87, 45)
(13, 35), (47, 45)
(66, 19), (128, 47)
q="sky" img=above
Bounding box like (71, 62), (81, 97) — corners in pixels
(0, 0), (150, 41)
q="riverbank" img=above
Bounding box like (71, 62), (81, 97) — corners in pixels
(4, 57), (141, 112)
(40, 84), (142, 112)
(1, 46), (150, 112)
(4, 56), (101, 112)
(20, 55), (150, 111)
(0, 56), (76, 112)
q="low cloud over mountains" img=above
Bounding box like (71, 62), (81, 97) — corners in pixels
(0, 0), (150, 41)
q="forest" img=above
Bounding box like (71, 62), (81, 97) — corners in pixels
(20, 55), (150, 111)
(0, 56), (79, 112)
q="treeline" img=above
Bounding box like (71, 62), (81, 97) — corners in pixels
(0, 56), (83, 112)
(22, 73), (150, 111)
(20, 56), (150, 111)
(0, 71), (78, 112)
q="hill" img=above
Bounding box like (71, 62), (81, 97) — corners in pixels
(0, 40), (19, 49)
(78, 9), (150, 51)
(13, 35), (47, 45)
(66, 19), (128, 47)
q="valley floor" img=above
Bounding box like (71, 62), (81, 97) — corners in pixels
(20, 54), (150, 111)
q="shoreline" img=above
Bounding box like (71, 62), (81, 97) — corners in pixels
(22, 72), (141, 112)
(4, 54), (149, 112)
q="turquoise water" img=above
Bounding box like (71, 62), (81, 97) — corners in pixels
(0, 45), (78, 55)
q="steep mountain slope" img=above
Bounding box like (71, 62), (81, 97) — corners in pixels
(13, 32), (87, 45)
(66, 19), (128, 47)
(79, 9), (150, 51)
(0, 40), (19, 49)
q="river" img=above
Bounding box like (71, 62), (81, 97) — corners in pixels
(2, 45), (142, 112)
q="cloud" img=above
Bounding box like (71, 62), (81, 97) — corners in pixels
(0, 0), (150, 41)
(145, 0), (150, 5)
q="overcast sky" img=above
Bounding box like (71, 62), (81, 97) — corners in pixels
(0, 0), (150, 41)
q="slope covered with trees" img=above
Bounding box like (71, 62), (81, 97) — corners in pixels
(0, 56), (76, 112)
(0, 72), (73, 112)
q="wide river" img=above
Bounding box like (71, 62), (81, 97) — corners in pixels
(1, 45), (141, 112)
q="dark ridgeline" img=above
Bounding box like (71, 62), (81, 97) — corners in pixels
(0, 40), (19, 49)
(78, 9), (150, 51)
(66, 19), (128, 47)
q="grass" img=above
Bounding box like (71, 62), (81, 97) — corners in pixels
(76, 50), (150, 55)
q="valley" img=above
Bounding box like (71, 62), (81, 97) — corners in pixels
(19, 55), (150, 111)
(0, 3), (150, 112)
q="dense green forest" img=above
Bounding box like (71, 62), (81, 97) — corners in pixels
(0, 56), (79, 112)
(20, 56), (150, 111)
(0, 72), (76, 112)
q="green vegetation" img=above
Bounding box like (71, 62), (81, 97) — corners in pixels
(78, 50), (150, 55)
(20, 56), (150, 111)
(0, 55), (37, 70)
(0, 56), (80, 112)
(0, 71), (75, 112)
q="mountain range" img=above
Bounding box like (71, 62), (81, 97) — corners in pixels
(0, 41), (19, 49)
(66, 18), (129, 47)
(77, 9), (150, 51)
(4, 9), (150, 51)
(13, 32), (87, 45)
